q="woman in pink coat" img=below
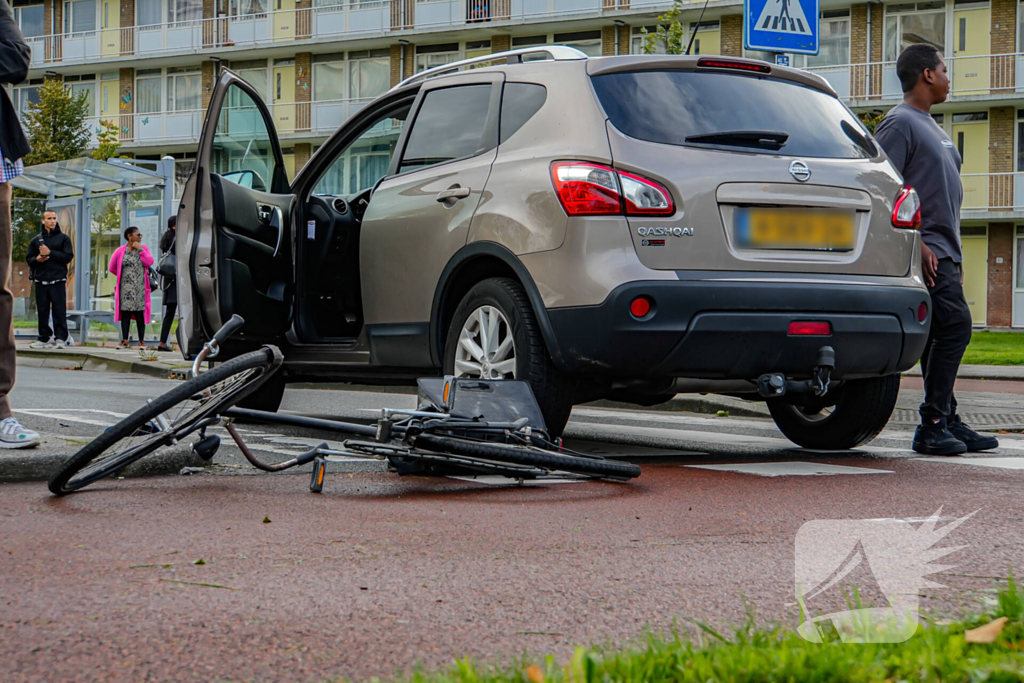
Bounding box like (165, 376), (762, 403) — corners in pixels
(108, 226), (154, 349)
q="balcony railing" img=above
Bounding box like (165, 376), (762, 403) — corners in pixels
(27, 0), (640, 67)
(98, 97), (373, 146)
(805, 52), (1024, 103)
(960, 172), (1024, 213)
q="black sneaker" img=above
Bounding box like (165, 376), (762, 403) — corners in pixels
(912, 420), (968, 456)
(948, 416), (999, 452)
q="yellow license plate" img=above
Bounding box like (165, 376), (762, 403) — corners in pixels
(735, 208), (856, 251)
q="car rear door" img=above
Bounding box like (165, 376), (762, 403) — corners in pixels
(359, 72), (502, 367)
(177, 69), (295, 358)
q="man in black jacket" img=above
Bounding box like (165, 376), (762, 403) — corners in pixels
(27, 210), (74, 348)
(0, 0), (40, 447)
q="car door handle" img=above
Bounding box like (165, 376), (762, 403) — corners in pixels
(436, 187), (471, 203)
(257, 203), (273, 224)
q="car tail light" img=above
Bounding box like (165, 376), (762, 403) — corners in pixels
(788, 321), (831, 336)
(629, 296), (652, 318)
(917, 302), (928, 323)
(551, 162), (675, 217)
(696, 57), (772, 74)
(892, 185), (921, 229)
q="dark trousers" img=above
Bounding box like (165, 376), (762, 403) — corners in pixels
(120, 310), (146, 344)
(159, 302), (176, 344)
(36, 281), (68, 343)
(919, 258), (974, 424)
(0, 183), (15, 419)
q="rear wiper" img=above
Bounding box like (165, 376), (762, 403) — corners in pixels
(684, 130), (789, 149)
(841, 119), (877, 156)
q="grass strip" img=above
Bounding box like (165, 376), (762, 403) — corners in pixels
(389, 578), (1024, 683)
(963, 331), (1024, 366)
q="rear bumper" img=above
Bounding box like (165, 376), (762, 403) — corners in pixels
(545, 279), (930, 379)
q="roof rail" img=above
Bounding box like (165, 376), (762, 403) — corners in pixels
(392, 45), (588, 91)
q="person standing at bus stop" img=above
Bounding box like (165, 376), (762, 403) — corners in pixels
(0, 0), (41, 448)
(873, 44), (998, 456)
(156, 215), (177, 352)
(26, 209), (74, 349)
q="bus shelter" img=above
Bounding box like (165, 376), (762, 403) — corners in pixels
(11, 156), (175, 339)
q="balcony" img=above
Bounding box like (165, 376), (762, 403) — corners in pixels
(960, 173), (1024, 219)
(96, 98), (371, 147)
(26, 0), (648, 68)
(805, 53), (1024, 104)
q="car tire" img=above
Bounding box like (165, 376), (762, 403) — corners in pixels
(236, 369), (286, 413)
(443, 277), (576, 436)
(767, 374), (901, 450)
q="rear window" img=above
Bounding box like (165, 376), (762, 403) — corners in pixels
(590, 70), (872, 159)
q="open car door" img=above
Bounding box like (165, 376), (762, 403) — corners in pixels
(177, 69), (295, 358)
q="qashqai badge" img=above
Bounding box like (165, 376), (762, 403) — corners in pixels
(789, 160), (811, 182)
(636, 226), (694, 237)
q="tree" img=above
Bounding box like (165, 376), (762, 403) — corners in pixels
(91, 119), (122, 162)
(859, 111), (884, 134)
(641, 0), (688, 55)
(22, 78), (91, 166)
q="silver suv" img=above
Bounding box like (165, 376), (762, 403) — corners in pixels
(178, 47), (930, 449)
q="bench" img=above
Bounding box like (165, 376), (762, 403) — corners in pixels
(66, 310), (116, 345)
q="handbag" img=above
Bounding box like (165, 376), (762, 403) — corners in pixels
(147, 266), (159, 291)
(157, 250), (176, 278)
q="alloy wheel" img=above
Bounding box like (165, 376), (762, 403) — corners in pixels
(454, 305), (516, 380)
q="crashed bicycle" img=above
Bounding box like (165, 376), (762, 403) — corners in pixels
(48, 316), (641, 495)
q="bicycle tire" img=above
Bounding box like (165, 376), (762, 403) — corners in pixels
(412, 434), (641, 480)
(49, 348), (278, 495)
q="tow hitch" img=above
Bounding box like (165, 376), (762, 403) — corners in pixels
(757, 346), (836, 399)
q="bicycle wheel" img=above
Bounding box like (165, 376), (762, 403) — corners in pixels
(49, 347), (281, 495)
(412, 434), (642, 480)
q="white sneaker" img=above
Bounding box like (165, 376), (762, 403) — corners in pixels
(28, 340), (54, 349)
(0, 417), (41, 449)
(55, 339), (67, 349)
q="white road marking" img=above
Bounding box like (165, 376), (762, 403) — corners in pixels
(16, 408), (129, 427)
(687, 461), (893, 477)
(917, 457), (1024, 470)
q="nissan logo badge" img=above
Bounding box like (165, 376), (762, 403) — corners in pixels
(789, 160), (811, 182)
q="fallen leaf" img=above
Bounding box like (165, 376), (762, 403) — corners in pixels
(193, 558), (206, 565)
(965, 617), (1008, 644)
(715, 410), (729, 417)
(263, 517), (272, 524)
(525, 665), (544, 683)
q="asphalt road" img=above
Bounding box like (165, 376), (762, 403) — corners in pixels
(3, 366), (1024, 682)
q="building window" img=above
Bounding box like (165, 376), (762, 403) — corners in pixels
(805, 10), (850, 67)
(415, 43), (460, 73)
(14, 5), (45, 38)
(136, 0), (161, 26)
(64, 0), (97, 33)
(136, 69), (162, 114)
(1016, 110), (1024, 173)
(231, 59), (270, 99)
(554, 30), (603, 56)
(885, 2), (946, 63)
(65, 74), (97, 116)
(166, 67), (201, 112)
(313, 53), (346, 102)
(12, 81), (42, 122)
(168, 0), (202, 23)
(348, 49), (390, 99)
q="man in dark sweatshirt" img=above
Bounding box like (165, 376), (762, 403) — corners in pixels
(873, 43), (998, 456)
(26, 210), (74, 348)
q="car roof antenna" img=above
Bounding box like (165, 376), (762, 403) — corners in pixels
(684, 0), (711, 56)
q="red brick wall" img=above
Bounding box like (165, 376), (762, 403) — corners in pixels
(721, 15), (742, 56)
(988, 223), (1014, 327)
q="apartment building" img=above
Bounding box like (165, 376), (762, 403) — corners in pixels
(8, 0), (1024, 327)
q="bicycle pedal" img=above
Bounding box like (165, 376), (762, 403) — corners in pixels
(310, 456), (327, 493)
(191, 434), (221, 461)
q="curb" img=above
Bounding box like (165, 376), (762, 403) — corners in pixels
(0, 447), (208, 483)
(16, 349), (190, 379)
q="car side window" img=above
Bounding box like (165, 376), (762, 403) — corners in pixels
(499, 83), (546, 144)
(312, 107), (410, 197)
(213, 83), (279, 192)
(399, 84), (492, 174)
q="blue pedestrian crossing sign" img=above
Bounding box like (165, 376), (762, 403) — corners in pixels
(745, 0), (819, 55)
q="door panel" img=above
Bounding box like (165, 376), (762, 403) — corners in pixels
(360, 77), (501, 366)
(274, 0), (296, 41)
(101, 0), (120, 57)
(962, 235), (988, 325)
(953, 121), (988, 209)
(693, 29), (721, 56)
(273, 64), (295, 134)
(952, 8), (990, 95)
(178, 71), (292, 356)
